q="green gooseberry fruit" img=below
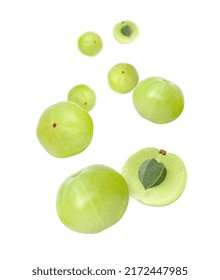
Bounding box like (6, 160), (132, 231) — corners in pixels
(36, 101), (93, 158)
(67, 84), (96, 111)
(56, 165), (129, 234)
(108, 63), (139, 94)
(78, 31), (103, 56)
(113, 20), (139, 44)
(121, 147), (187, 206)
(133, 77), (184, 124)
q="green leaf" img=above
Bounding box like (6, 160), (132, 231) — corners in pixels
(138, 158), (167, 189)
(121, 25), (133, 37)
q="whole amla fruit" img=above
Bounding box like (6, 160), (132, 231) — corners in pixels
(36, 101), (93, 158)
(56, 165), (129, 234)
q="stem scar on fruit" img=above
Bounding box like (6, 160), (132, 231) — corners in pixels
(159, 149), (167, 155)
(52, 123), (57, 128)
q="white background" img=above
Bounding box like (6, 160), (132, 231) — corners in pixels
(1, 0), (219, 279)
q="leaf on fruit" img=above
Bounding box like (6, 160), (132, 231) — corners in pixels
(138, 158), (167, 189)
(121, 25), (132, 37)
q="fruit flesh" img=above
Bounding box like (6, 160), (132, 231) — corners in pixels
(36, 101), (93, 158)
(56, 165), (129, 234)
(121, 148), (187, 206)
(133, 77), (184, 124)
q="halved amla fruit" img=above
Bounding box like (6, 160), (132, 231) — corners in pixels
(121, 147), (187, 206)
(113, 20), (139, 44)
(36, 101), (93, 158)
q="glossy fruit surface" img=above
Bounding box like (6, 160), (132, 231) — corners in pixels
(108, 63), (139, 93)
(78, 31), (103, 56)
(56, 165), (129, 234)
(133, 77), (184, 124)
(113, 20), (139, 44)
(67, 84), (96, 111)
(36, 101), (93, 158)
(121, 147), (187, 206)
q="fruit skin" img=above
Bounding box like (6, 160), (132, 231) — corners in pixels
(78, 31), (103, 56)
(56, 165), (129, 234)
(108, 63), (139, 94)
(67, 84), (96, 111)
(113, 20), (139, 44)
(121, 147), (187, 206)
(133, 77), (184, 124)
(36, 101), (93, 158)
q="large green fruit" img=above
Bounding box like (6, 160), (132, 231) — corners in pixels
(56, 165), (129, 234)
(133, 77), (184, 124)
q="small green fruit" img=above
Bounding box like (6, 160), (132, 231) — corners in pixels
(113, 20), (139, 44)
(78, 31), (103, 56)
(67, 84), (96, 111)
(108, 63), (139, 94)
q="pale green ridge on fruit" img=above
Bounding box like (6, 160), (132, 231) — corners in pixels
(67, 84), (96, 111)
(113, 20), (139, 44)
(56, 173), (106, 233)
(133, 77), (184, 124)
(56, 165), (129, 234)
(108, 63), (139, 94)
(78, 31), (103, 56)
(121, 147), (187, 206)
(36, 101), (93, 158)
(138, 158), (167, 189)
